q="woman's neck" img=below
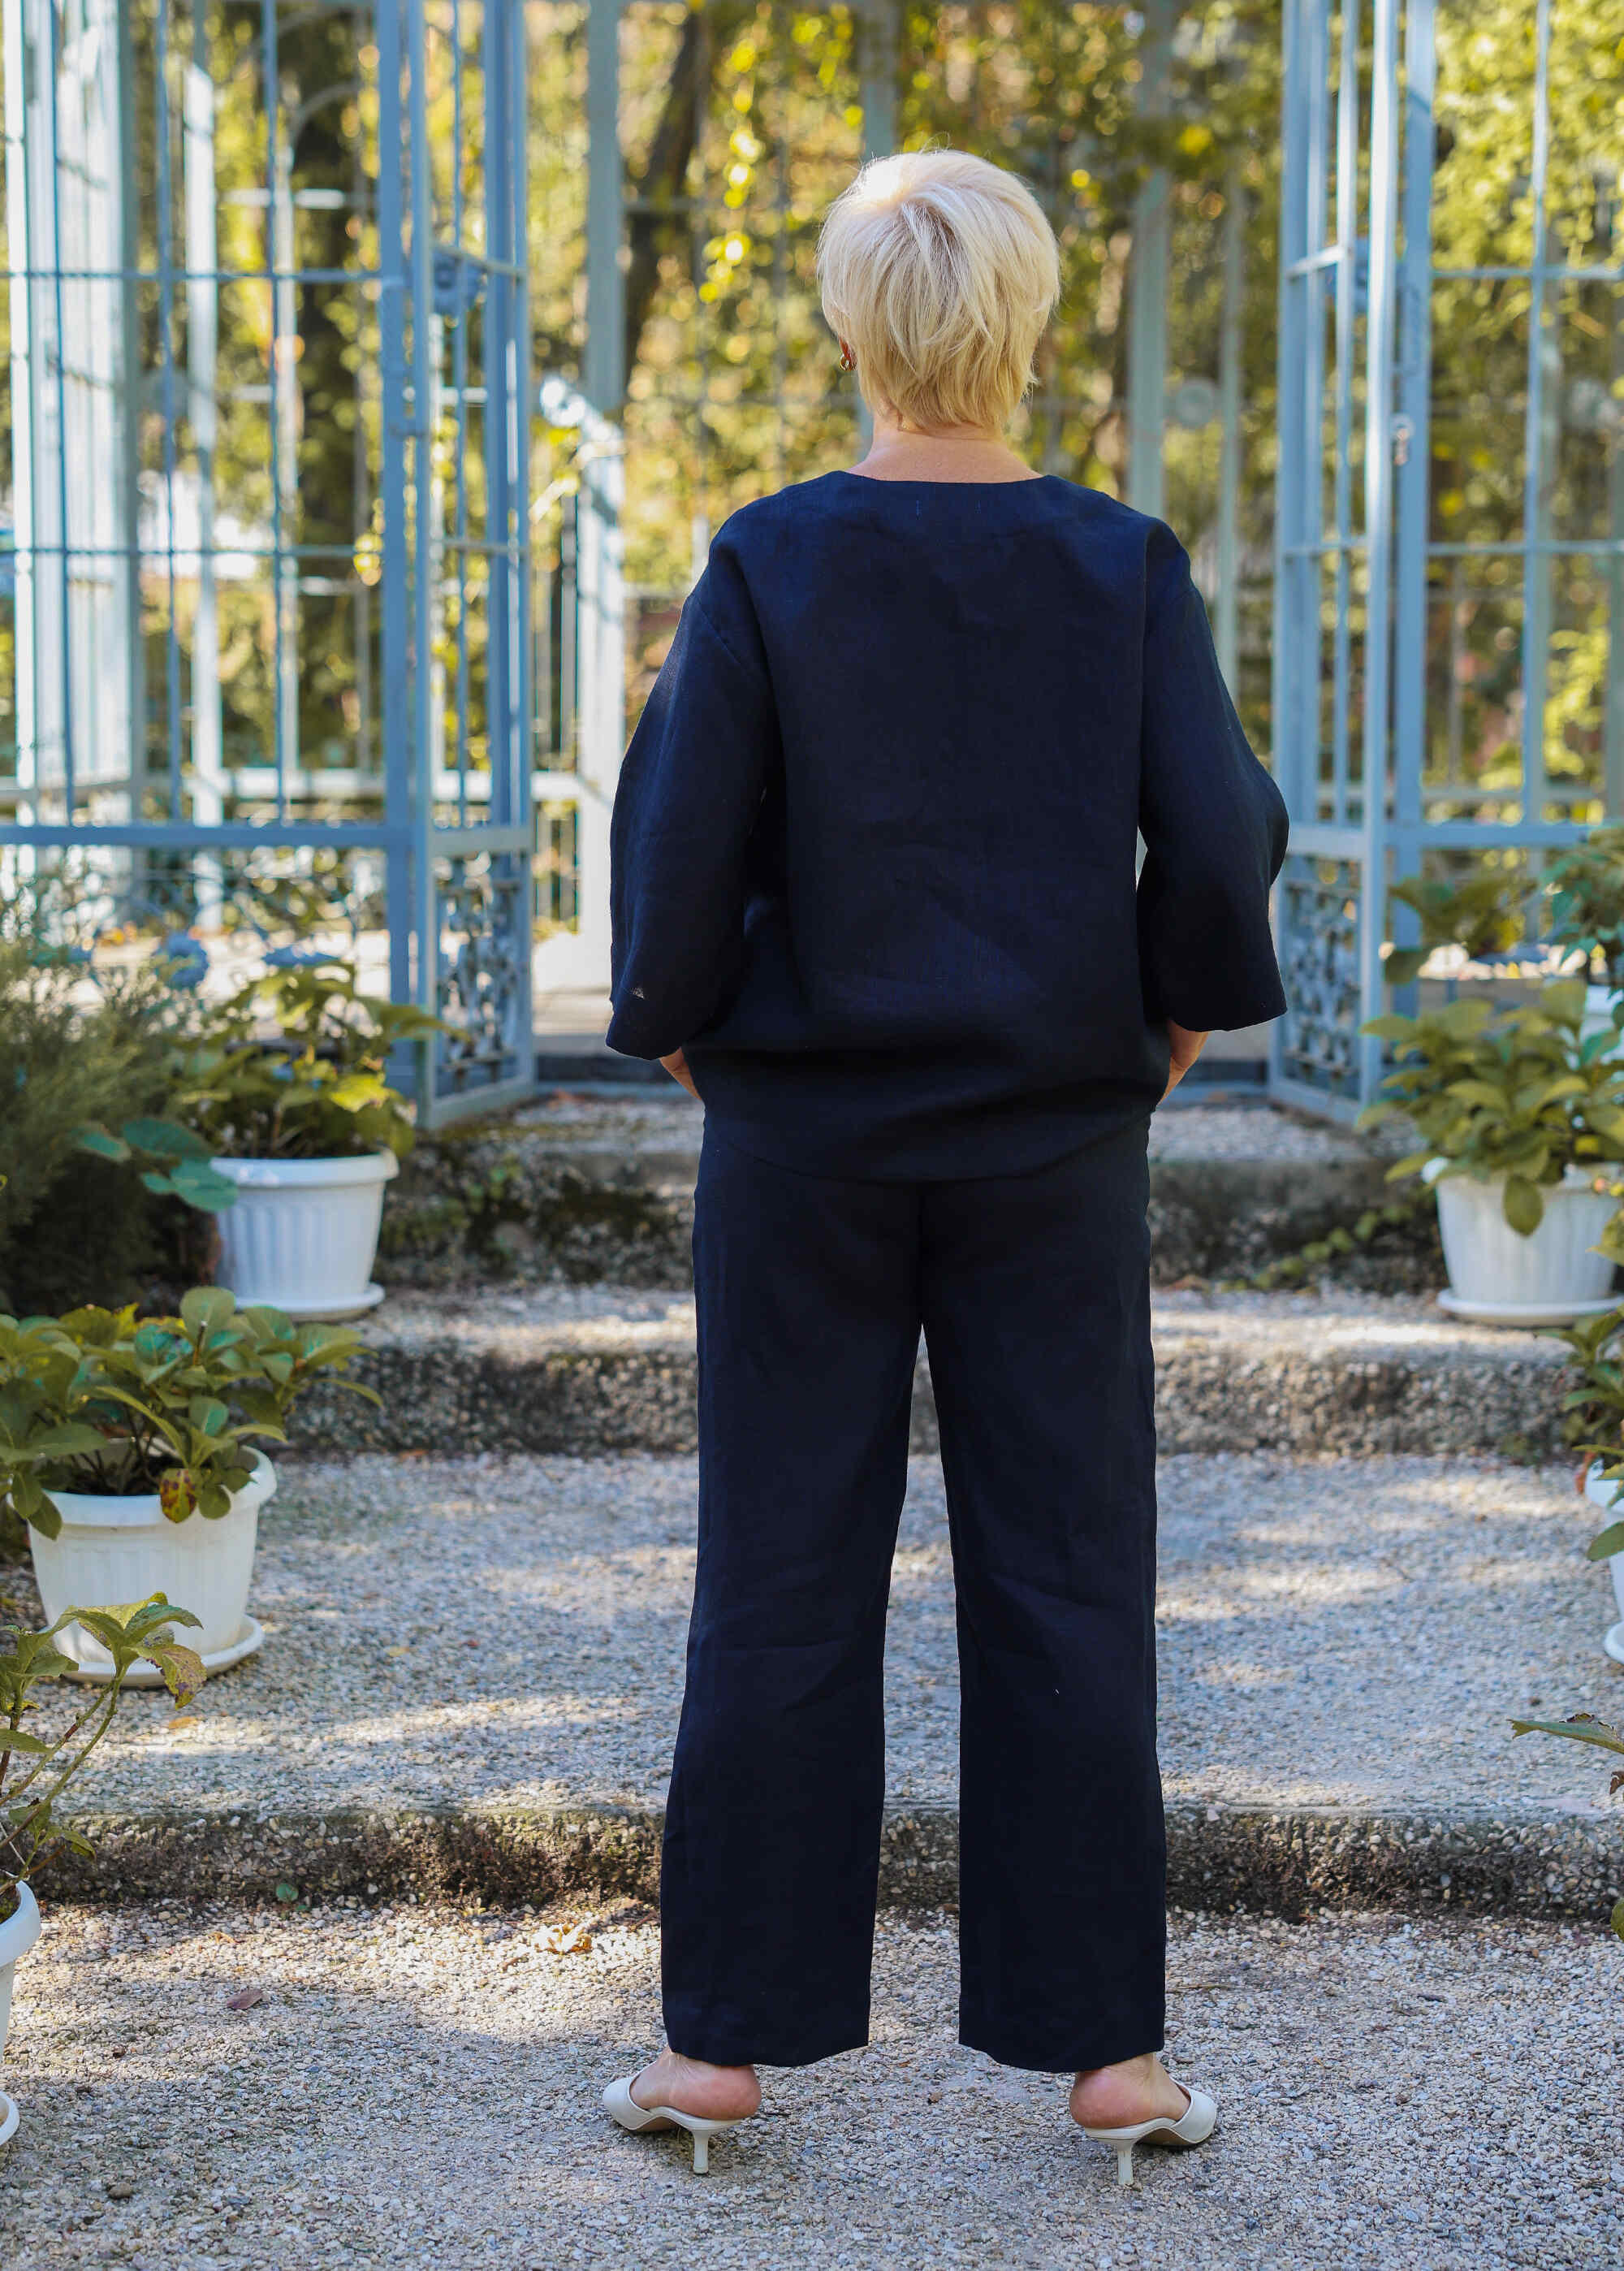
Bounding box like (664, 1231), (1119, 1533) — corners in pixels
(851, 413), (1041, 484)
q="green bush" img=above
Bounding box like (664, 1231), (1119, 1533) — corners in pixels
(0, 938), (201, 1313)
(2, 1595), (204, 1914)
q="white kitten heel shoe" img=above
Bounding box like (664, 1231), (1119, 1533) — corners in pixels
(603, 2073), (743, 2174)
(1081, 2082), (1217, 2187)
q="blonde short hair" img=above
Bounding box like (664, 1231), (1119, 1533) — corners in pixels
(817, 149), (1060, 433)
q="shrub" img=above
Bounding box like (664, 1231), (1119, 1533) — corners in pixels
(2, 1596), (204, 1917)
(1545, 827), (1624, 994)
(1384, 869), (1531, 988)
(0, 937), (202, 1313)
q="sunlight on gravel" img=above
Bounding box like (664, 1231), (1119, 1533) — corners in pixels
(0, 1899), (1618, 2270)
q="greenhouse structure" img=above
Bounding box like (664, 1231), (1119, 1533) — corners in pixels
(0, 0), (1618, 1120)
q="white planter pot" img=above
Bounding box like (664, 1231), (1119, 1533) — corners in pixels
(211, 1150), (398, 1320)
(1583, 1468), (1624, 1624)
(0, 1880), (41, 2147)
(28, 1451), (275, 1669)
(1434, 1166), (1622, 1324)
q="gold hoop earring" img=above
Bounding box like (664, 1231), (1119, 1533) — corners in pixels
(838, 345), (855, 373)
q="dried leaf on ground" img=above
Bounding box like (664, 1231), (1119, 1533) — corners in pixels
(537, 1921), (594, 1956)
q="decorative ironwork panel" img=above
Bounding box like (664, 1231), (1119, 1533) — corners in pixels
(1276, 854), (1364, 1100)
(434, 854), (529, 1099)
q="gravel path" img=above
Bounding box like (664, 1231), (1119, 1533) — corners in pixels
(10, 1451), (1618, 1823)
(0, 1898), (1618, 2269)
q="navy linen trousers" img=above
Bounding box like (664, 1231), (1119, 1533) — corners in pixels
(659, 1118), (1166, 2076)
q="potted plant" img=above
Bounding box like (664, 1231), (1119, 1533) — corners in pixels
(1548, 1302), (1624, 1663)
(171, 960), (439, 1320)
(2, 1594), (204, 2141)
(1359, 978), (1624, 1323)
(0, 1289), (376, 1676)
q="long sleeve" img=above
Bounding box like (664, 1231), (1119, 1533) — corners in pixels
(607, 552), (778, 1061)
(1135, 522), (1289, 1031)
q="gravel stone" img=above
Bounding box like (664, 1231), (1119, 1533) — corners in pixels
(0, 1899), (1618, 2269)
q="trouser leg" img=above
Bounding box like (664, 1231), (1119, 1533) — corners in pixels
(921, 1122), (1164, 2073)
(661, 1131), (920, 2068)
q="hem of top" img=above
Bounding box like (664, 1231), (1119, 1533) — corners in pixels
(1157, 994), (1288, 1033)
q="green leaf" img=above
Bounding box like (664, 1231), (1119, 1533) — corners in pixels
(188, 1396), (229, 1438)
(167, 1161), (238, 1212)
(124, 1118), (212, 1161)
(116, 1596), (203, 1641)
(1541, 979), (1588, 1027)
(180, 1288), (236, 1336)
(1502, 1176), (1544, 1235)
(274, 1880), (299, 1904)
(140, 1642), (206, 1708)
(1387, 1149), (1435, 1181)
(158, 1470), (197, 1523)
(1585, 1522), (1624, 1561)
(1612, 1899), (1624, 1944)
(1510, 1715), (1624, 1755)
(0, 1729), (51, 1754)
(1447, 1078), (1514, 1111)
(74, 1126), (132, 1163)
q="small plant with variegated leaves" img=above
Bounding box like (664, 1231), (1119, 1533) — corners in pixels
(1510, 1711), (1624, 1941)
(0, 1287), (377, 1537)
(1, 1595), (204, 1918)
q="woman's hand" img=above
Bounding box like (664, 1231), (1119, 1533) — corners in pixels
(1162, 1021), (1210, 1101)
(660, 1049), (702, 1101)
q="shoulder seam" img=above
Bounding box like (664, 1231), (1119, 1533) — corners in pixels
(689, 590), (761, 682)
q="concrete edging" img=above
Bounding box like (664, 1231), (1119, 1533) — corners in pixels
(45, 1799), (1621, 1924)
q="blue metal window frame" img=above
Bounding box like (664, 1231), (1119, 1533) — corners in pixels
(1270, 0), (1624, 1118)
(0, 0), (535, 1128)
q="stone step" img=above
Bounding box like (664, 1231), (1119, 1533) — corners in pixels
(379, 1098), (1443, 1294)
(20, 1449), (1622, 1923)
(290, 1288), (1573, 1462)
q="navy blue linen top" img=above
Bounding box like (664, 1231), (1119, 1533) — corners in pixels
(607, 469), (1289, 1180)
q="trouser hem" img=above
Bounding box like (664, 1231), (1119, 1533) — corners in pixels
(957, 2017), (1164, 2077)
(664, 2011), (871, 2070)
